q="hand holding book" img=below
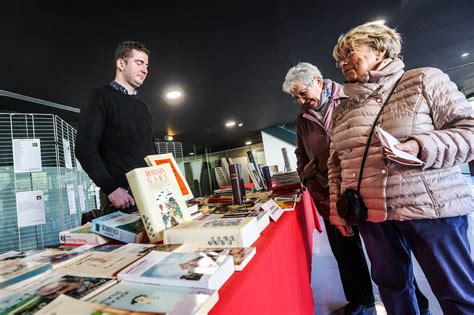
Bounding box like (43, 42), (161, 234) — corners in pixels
(375, 127), (424, 166)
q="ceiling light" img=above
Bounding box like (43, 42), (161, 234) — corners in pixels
(166, 91), (182, 99)
(238, 123), (243, 127)
(189, 152), (195, 155)
(164, 135), (174, 141)
(225, 121), (236, 127)
(245, 140), (252, 145)
(370, 19), (385, 25)
(461, 52), (469, 57)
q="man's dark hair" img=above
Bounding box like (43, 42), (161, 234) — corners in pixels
(114, 41), (150, 63)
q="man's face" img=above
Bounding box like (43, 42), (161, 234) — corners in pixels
(119, 49), (149, 89)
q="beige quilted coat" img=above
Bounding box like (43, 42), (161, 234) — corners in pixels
(328, 58), (474, 226)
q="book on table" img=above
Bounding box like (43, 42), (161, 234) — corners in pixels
(89, 281), (219, 315)
(178, 246), (257, 271)
(0, 251), (52, 289)
(59, 222), (111, 245)
(163, 216), (260, 248)
(117, 250), (234, 290)
(92, 211), (147, 243)
(144, 153), (194, 201)
(126, 164), (193, 243)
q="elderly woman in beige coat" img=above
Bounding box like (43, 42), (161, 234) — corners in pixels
(328, 22), (474, 314)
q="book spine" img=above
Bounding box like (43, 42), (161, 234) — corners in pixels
(261, 166), (273, 191)
(165, 229), (243, 248)
(59, 232), (109, 245)
(229, 164), (245, 204)
(247, 150), (266, 190)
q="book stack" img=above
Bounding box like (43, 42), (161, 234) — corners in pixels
(59, 222), (111, 246)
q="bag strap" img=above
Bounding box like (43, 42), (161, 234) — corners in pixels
(356, 75), (403, 192)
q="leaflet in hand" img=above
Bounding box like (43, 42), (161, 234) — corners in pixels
(375, 127), (424, 166)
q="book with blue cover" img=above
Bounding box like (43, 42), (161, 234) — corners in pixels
(92, 211), (147, 243)
(0, 252), (52, 289)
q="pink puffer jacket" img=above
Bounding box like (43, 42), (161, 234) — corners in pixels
(328, 58), (474, 226)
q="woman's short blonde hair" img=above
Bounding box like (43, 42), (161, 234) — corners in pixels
(332, 22), (402, 61)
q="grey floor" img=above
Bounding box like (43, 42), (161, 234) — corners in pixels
(310, 212), (474, 315)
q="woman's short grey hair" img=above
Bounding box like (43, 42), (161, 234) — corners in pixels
(282, 62), (323, 94)
(332, 22), (402, 61)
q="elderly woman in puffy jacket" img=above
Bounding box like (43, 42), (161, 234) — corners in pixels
(328, 22), (474, 314)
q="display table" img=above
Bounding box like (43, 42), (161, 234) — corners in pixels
(210, 190), (321, 315)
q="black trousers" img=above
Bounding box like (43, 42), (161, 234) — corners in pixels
(323, 219), (429, 310)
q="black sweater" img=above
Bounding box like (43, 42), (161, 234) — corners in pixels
(75, 85), (155, 195)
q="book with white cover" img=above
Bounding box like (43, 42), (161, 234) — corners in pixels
(118, 251), (234, 290)
(0, 255), (51, 289)
(127, 164), (193, 243)
(112, 243), (184, 256)
(24, 245), (95, 270)
(163, 216), (260, 248)
(59, 222), (110, 245)
(90, 281), (219, 315)
(180, 247), (256, 271)
(144, 153), (194, 200)
(375, 127), (424, 166)
(55, 251), (142, 278)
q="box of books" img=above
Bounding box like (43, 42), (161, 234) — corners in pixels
(59, 222), (111, 245)
(92, 211), (147, 243)
(118, 251), (234, 290)
(90, 281), (219, 314)
(126, 164), (192, 243)
(163, 216), (260, 248)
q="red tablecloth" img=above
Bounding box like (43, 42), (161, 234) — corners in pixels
(210, 195), (320, 315)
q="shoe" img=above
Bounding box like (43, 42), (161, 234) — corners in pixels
(344, 302), (376, 315)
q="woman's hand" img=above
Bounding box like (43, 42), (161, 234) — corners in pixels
(336, 225), (354, 237)
(395, 139), (420, 157)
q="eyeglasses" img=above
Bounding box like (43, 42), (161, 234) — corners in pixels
(292, 81), (313, 102)
(335, 47), (356, 68)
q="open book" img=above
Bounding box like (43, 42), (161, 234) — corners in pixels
(375, 127), (424, 166)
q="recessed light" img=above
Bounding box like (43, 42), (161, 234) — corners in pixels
(189, 152), (195, 155)
(238, 123), (243, 127)
(225, 121), (236, 127)
(462, 52), (469, 58)
(370, 19), (385, 25)
(164, 135), (174, 141)
(245, 140), (252, 145)
(166, 91), (182, 99)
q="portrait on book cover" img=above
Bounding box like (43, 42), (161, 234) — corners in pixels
(155, 188), (184, 229)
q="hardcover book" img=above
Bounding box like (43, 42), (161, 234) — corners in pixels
(117, 251), (234, 290)
(163, 216), (260, 248)
(90, 281), (219, 315)
(126, 164), (193, 243)
(92, 211), (147, 243)
(55, 251), (142, 278)
(0, 272), (116, 314)
(144, 153), (194, 200)
(59, 222), (111, 245)
(229, 164), (245, 204)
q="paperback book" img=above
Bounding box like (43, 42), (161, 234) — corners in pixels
(0, 254), (51, 289)
(375, 127), (425, 166)
(59, 222), (111, 245)
(180, 247), (256, 271)
(92, 211), (147, 243)
(126, 164), (192, 243)
(163, 216), (260, 248)
(118, 251), (234, 290)
(90, 281), (219, 315)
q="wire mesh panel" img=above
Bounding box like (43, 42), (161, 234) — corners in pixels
(155, 141), (184, 161)
(0, 113), (97, 253)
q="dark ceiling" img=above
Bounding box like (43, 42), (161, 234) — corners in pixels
(1, 0), (473, 151)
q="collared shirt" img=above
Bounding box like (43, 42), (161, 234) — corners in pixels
(110, 81), (137, 95)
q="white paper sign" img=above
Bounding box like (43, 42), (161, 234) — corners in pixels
(260, 199), (284, 222)
(66, 184), (77, 214)
(95, 187), (101, 209)
(16, 190), (46, 227)
(78, 184), (86, 212)
(12, 139), (42, 173)
(62, 139), (73, 169)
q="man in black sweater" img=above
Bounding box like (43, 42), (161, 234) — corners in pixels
(76, 41), (155, 214)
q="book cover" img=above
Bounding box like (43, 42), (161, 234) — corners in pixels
(24, 245), (95, 270)
(118, 251), (234, 290)
(144, 153), (194, 200)
(90, 281), (219, 315)
(0, 272), (116, 314)
(92, 211), (147, 243)
(163, 216), (260, 248)
(0, 255), (52, 289)
(55, 252), (142, 278)
(126, 164), (193, 243)
(111, 243), (184, 256)
(229, 164), (245, 204)
(35, 294), (154, 315)
(181, 247), (256, 271)
(375, 127), (424, 166)
(59, 222), (111, 245)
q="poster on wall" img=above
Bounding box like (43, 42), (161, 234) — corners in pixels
(16, 190), (46, 227)
(66, 184), (77, 215)
(62, 139), (73, 169)
(78, 184), (86, 213)
(12, 139), (43, 173)
(95, 187), (101, 209)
